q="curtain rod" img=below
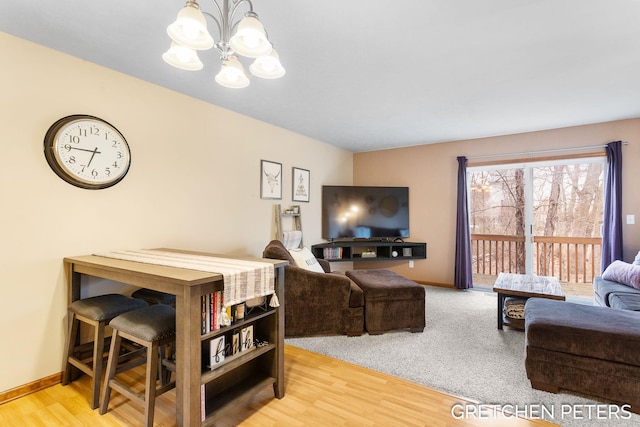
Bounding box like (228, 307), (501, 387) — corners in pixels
(466, 141), (628, 160)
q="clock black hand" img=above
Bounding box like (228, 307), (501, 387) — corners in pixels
(70, 146), (102, 154)
(86, 147), (100, 168)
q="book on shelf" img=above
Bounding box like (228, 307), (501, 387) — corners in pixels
(201, 290), (224, 334)
(323, 246), (343, 260)
(201, 384), (206, 421)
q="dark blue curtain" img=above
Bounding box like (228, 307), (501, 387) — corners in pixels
(454, 156), (473, 289)
(601, 141), (623, 271)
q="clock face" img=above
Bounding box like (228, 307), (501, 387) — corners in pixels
(44, 115), (131, 189)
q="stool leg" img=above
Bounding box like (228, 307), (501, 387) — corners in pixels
(159, 344), (174, 386)
(144, 342), (160, 427)
(158, 344), (166, 386)
(99, 329), (122, 415)
(89, 320), (107, 409)
(62, 312), (79, 385)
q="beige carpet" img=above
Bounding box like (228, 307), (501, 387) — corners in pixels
(287, 286), (639, 427)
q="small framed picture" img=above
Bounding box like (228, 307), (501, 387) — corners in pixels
(292, 167), (310, 202)
(260, 160), (282, 200)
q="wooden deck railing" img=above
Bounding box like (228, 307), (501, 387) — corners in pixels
(471, 234), (602, 283)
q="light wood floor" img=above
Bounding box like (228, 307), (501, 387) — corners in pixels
(0, 345), (556, 427)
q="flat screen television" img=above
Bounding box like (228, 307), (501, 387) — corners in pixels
(322, 185), (410, 240)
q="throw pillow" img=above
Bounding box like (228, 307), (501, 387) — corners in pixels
(634, 251), (640, 265)
(288, 247), (324, 273)
(602, 260), (640, 289)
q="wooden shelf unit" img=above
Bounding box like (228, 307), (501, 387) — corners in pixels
(200, 307), (280, 425)
(63, 251), (286, 427)
(274, 204), (302, 248)
(311, 241), (426, 262)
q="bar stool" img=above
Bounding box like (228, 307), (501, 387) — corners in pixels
(132, 288), (176, 307)
(100, 304), (176, 427)
(62, 294), (148, 409)
(132, 288), (176, 361)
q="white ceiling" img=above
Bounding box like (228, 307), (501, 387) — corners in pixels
(3, 0), (640, 152)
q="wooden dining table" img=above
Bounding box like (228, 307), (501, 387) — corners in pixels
(64, 248), (286, 427)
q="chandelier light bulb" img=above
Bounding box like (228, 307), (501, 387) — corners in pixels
(243, 34), (260, 49)
(162, 42), (204, 71)
(163, 1), (285, 88)
(167, 1), (214, 50)
(215, 55), (250, 88)
(249, 48), (285, 79)
(229, 15), (272, 58)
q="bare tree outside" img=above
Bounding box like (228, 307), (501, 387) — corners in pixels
(469, 160), (604, 296)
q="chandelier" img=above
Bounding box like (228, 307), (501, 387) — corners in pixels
(162, 0), (285, 88)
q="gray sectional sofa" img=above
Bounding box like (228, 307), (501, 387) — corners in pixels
(594, 275), (640, 311)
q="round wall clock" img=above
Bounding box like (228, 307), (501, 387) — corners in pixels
(44, 114), (131, 189)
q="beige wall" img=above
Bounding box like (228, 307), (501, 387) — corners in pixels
(3, 29), (639, 394)
(354, 120), (640, 285)
(0, 33), (353, 392)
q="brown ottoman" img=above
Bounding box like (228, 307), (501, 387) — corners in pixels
(525, 298), (640, 413)
(345, 269), (425, 334)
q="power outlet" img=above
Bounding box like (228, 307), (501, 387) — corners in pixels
(409, 260), (414, 268)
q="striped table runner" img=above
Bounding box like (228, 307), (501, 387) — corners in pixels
(94, 249), (275, 307)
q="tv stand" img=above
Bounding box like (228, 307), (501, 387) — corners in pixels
(312, 241), (426, 262)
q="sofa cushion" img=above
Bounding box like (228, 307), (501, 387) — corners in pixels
(288, 247), (324, 273)
(602, 260), (640, 289)
(346, 269), (424, 301)
(525, 298), (640, 367)
(348, 281), (365, 307)
(609, 293), (640, 311)
(593, 276), (640, 307)
(326, 271), (365, 307)
(263, 240), (296, 265)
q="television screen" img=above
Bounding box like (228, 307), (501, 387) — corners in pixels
(322, 186), (409, 240)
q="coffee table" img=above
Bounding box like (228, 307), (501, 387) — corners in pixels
(492, 272), (565, 330)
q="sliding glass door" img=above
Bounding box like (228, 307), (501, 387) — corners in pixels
(469, 167), (526, 275)
(468, 157), (604, 297)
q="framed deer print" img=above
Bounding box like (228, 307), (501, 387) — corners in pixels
(292, 167), (310, 202)
(260, 160), (282, 200)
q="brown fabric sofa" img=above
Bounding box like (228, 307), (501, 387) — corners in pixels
(262, 240), (364, 337)
(524, 298), (640, 413)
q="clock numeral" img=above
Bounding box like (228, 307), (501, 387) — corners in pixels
(64, 144), (72, 152)
(91, 169), (98, 178)
(105, 167), (111, 176)
(67, 135), (80, 144)
(69, 156), (76, 164)
(112, 139), (119, 148)
(112, 161), (119, 168)
(78, 126), (100, 137)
